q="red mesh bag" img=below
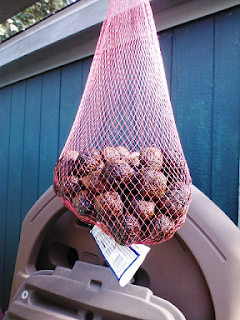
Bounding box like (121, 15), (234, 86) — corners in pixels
(53, 0), (192, 246)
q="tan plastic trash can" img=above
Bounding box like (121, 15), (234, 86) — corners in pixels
(6, 185), (240, 320)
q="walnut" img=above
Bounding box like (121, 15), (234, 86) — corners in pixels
(139, 169), (167, 201)
(132, 200), (155, 221)
(54, 150), (79, 179)
(115, 146), (131, 159)
(152, 214), (175, 242)
(101, 147), (121, 163)
(101, 160), (134, 190)
(94, 191), (124, 221)
(127, 152), (140, 167)
(80, 170), (105, 194)
(77, 149), (103, 176)
(116, 214), (141, 246)
(72, 190), (94, 218)
(139, 147), (163, 171)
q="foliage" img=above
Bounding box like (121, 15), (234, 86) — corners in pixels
(0, 0), (77, 42)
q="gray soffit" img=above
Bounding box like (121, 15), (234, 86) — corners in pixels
(0, 0), (240, 88)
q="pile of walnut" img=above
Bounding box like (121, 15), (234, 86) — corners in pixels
(53, 146), (189, 245)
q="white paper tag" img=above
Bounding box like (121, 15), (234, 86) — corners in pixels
(90, 225), (150, 287)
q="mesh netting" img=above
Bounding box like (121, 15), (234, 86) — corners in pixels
(53, 0), (192, 246)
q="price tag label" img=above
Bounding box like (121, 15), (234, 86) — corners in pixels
(91, 225), (150, 287)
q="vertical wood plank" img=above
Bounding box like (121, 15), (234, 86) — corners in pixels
(159, 30), (172, 93)
(0, 86), (11, 311)
(82, 56), (92, 92)
(4, 81), (26, 310)
(38, 69), (60, 197)
(21, 75), (42, 222)
(171, 17), (214, 197)
(59, 61), (83, 152)
(212, 8), (240, 223)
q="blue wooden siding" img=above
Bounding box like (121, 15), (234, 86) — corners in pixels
(4, 81), (26, 309)
(0, 58), (92, 310)
(0, 6), (240, 311)
(0, 86), (11, 312)
(212, 9), (240, 221)
(159, 8), (240, 223)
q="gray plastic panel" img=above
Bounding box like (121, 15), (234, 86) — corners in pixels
(5, 261), (185, 320)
